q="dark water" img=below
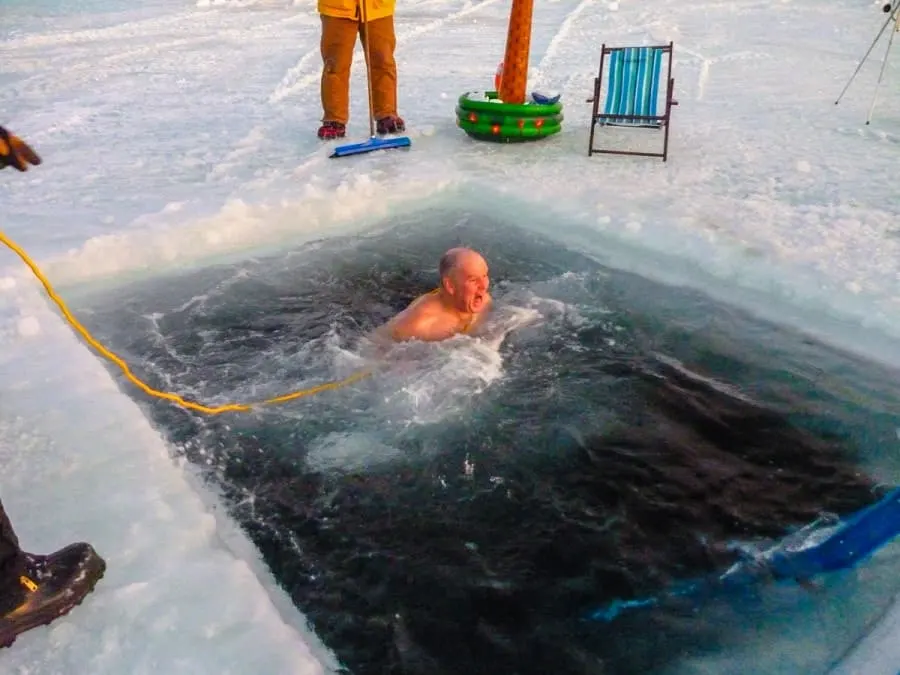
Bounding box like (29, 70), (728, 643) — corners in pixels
(75, 209), (900, 675)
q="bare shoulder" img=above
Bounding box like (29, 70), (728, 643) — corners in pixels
(389, 294), (448, 341)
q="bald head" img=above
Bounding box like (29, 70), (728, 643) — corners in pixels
(437, 247), (490, 314)
(439, 247), (485, 280)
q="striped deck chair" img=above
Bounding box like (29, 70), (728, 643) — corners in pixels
(587, 42), (678, 161)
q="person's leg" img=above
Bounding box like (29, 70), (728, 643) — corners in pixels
(0, 499), (25, 598)
(1, 131), (107, 648)
(362, 15), (404, 132)
(0, 496), (106, 648)
(319, 14), (360, 136)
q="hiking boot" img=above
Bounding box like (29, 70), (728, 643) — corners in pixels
(317, 121), (346, 140)
(376, 116), (406, 135)
(0, 543), (106, 648)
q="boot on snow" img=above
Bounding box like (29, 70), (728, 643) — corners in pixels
(0, 542), (106, 648)
(317, 121), (346, 140)
(376, 116), (405, 135)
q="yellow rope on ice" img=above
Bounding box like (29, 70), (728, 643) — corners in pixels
(0, 229), (372, 414)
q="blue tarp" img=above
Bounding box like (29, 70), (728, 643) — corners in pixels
(587, 487), (900, 623)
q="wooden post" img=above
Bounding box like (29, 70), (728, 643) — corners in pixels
(498, 0), (534, 104)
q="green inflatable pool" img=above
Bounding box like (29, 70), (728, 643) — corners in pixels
(456, 91), (563, 143)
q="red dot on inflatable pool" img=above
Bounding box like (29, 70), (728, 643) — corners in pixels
(535, 118), (544, 128)
(492, 124), (500, 134)
(517, 119), (525, 128)
(468, 113), (478, 123)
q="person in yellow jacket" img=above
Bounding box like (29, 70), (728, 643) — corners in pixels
(317, 0), (405, 140)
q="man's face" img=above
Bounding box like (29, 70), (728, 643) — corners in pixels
(447, 253), (490, 314)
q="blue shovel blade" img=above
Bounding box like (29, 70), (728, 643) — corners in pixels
(330, 135), (411, 158)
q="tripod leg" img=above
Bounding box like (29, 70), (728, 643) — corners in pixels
(836, 7), (898, 105)
(866, 9), (899, 123)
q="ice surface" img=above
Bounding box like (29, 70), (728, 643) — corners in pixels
(0, 281), (340, 674)
(830, 593), (900, 675)
(1, 0), (900, 671)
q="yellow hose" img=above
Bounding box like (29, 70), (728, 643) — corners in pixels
(0, 229), (372, 414)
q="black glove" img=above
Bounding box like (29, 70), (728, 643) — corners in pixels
(0, 125), (42, 172)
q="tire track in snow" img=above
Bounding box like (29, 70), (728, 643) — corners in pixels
(675, 45), (773, 101)
(524, 0), (661, 99)
(0, 12), (197, 49)
(524, 0), (775, 106)
(4, 36), (225, 95)
(529, 0), (597, 92)
(1, 11), (310, 98)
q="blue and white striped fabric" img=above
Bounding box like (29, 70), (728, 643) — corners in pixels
(602, 47), (664, 127)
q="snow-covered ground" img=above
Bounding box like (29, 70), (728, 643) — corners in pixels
(1, 0), (899, 672)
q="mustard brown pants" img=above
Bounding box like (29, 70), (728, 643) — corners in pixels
(320, 14), (398, 125)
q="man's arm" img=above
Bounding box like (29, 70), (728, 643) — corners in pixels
(386, 309), (454, 343)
